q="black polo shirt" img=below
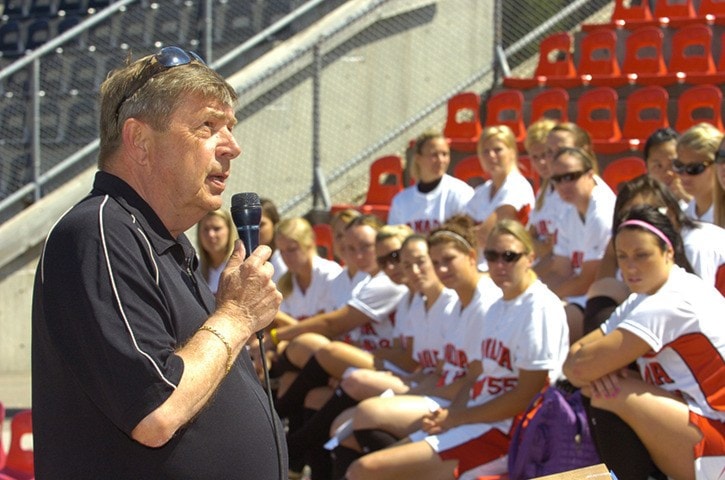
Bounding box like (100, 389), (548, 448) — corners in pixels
(32, 171), (287, 479)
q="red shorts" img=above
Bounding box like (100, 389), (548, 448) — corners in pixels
(438, 428), (509, 478)
(690, 411), (725, 459)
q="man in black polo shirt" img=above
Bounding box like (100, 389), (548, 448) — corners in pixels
(31, 47), (287, 478)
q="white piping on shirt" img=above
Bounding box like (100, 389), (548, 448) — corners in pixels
(98, 195), (177, 389)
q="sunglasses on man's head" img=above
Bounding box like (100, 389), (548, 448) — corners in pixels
(672, 159), (713, 176)
(549, 169), (590, 185)
(483, 249), (525, 264)
(377, 249), (401, 268)
(115, 46), (205, 120)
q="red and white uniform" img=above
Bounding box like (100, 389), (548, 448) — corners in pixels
(681, 222), (725, 288)
(553, 182), (615, 307)
(465, 171), (535, 225)
(685, 199), (714, 224)
(391, 290), (416, 348)
(409, 288), (459, 372)
(437, 275), (501, 387)
(601, 266), (725, 478)
(418, 280), (569, 479)
(279, 256), (343, 319)
(346, 271), (408, 351)
(388, 175), (474, 234)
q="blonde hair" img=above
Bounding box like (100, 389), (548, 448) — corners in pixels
(276, 217), (317, 297)
(677, 122), (723, 159)
(478, 125), (518, 155)
(487, 219), (534, 255)
(524, 118), (558, 152)
(549, 122), (598, 174)
(377, 224), (414, 245)
(196, 209), (238, 280)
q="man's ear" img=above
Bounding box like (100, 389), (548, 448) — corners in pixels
(121, 118), (151, 165)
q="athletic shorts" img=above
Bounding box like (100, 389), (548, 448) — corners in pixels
(690, 411), (725, 480)
(433, 426), (509, 480)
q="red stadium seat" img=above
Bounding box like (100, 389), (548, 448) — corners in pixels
(601, 156), (648, 193)
(503, 32), (579, 89)
(669, 24), (715, 75)
(654, 0), (696, 19)
(453, 155), (489, 188)
(484, 89), (526, 144)
(518, 155), (541, 192)
(0, 410), (33, 480)
(699, 0), (725, 17)
(576, 87), (627, 154)
(530, 88), (570, 123)
(612, 0), (654, 23)
(312, 223), (335, 261)
(621, 26), (672, 86)
(579, 29), (626, 87)
(675, 84), (724, 131)
(444, 92), (482, 153)
(621, 85), (670, 147)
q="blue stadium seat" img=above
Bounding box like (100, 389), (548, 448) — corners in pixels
(25, 17), (52, 50)
(0, 19), (25, 58)
(2, 0), (32, 19)
(57, 0), (87, 15)
(30, 0), (59, 17)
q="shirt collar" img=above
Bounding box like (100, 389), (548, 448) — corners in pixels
(91, 171), (196, 264)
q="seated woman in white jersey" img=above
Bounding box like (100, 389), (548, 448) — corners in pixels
(284, 234), (458, 477)
(539, 147), (615, 343)
(196, 208), (238, 294)
(329, 216), (501, 475)
(387, 129), (474, 234)
(464, 125), (535, 270)
(346, 220), (569, 480)
(564, 205), (725, 480)
(259, 197), (288, 283)
(532, 122), (599, 279)
(643, 128), (690, 210)
(524, 118), (558, 260)
(676, 123), (723, 224)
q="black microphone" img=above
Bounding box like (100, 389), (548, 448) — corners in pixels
(230, 192), (261, 260)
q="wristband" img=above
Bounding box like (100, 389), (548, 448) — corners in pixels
(199, 325), (233, 374)
(270, 328), (280, 346)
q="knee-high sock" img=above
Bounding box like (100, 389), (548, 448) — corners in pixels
(582, 295), (617, 335)
(276, 356), (330, 418)
(287, 388), (358, 480)
(353, 428), (399, 454)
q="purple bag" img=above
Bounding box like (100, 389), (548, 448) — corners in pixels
(507, 384), (601, 480)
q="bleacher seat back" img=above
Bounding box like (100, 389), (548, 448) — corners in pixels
(485, 89), (526, 142)
(579, 28), (621, 76)
(675, 84), (724, 131)
(622, 26), (667, 75)
(669, 24), (715, 74)
(534, 32), (577, 78)
(576, 87), (622, 141)
(530, 88), (570, 123)
(622, 85), (670, 141)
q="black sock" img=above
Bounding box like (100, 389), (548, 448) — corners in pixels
(288, 388), (359, 480)
(583, 296), (618, 335)
(270, 348), (298, 378)
(276, 356), (330, 418)
(353, 428), (399, 454)
(330, 445), (362, 480)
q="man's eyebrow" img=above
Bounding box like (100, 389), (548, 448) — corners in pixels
(208, 108), (238, 127)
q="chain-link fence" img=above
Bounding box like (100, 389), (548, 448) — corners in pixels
(0, 0), (614, 224)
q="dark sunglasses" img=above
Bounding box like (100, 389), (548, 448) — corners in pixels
(377, 249), (401, 268)
(714, 150), (725, 165)
(549, 169), (590, 185)
(672, 159), (713, 176)
(115, 46), (205, 120)
(483, 249), (525, 264)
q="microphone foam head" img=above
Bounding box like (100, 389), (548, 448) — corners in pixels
(231, 192), (261, 210)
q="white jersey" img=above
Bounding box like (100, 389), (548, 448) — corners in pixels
(270, 249), (288, 284)
(387, 174), (474, 234)
(554, 182), (616, 306)
(602, 267), (725, 421)
(685, 199), (714, 224)
(346, 271), (409, 351)
(417, 280), (569, 478)
(438, 276), (502, 386)
(391, 290), (416, 347)
(409, 288), (459, 371)
(329, 268), (367, 311)
(528, 185), (568, 245)
(279, 256), (343, 319)
(465, 170), (535, 224)
(682, 222), (725, 287)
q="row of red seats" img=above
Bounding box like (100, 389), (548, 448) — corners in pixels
(584, 0), (725, 30)
(504, 23), (725, 90)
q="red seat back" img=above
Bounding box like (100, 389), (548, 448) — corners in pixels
(363, 155), (404, 206)
(612, 0), (654, 22)
(484, 89), (526, 142)
(675, 84), (724, 131)
(534, 32), (577, 78)
(699, 0), (725, 17)
(602, 156), (648, 193)
(622, 27), (667, 75)
(3, 410), (33, 477)
(530, 88), (570, 123)
(576, 87), (622, 142)
(443, 92), (482, 150)
(669, 24), (715, 75)
(654, 0), (696, 19)
(312, 223), (335, 261)
(579, 29), (621, 76)
(453, 155), (490, 187)
(622, 85), (670, 141)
